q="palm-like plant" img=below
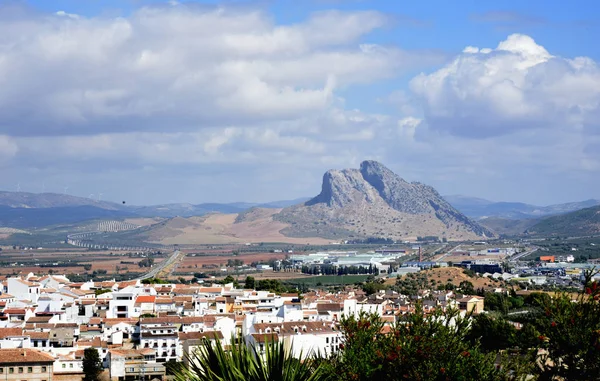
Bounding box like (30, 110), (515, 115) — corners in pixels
(174, 337), (332, 381)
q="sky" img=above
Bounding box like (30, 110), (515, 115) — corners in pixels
(0, 0), (599, 206)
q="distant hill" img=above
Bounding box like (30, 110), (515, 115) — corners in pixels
(275, 160), (491, 240)
(478, 217), (539, 236)
(111, 212), (331, 245)
(129, 203), (247, 218)
(0, 205), (133, 229)
(526, 205), (600, 237)
(0, 191), (309, 229)
(0, 191), (123, 210)
(445, 194), (600, 219)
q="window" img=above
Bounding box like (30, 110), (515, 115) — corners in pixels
(18, 367), (23, 373)
(69, 364), (73, 368)
(9, 368), (14, 374)
(0, 368), (3, 374)
(42, 367), (47, 373)
(27, 367), (33, 373)
(62, 364), (66, 369)
(129, 368), (135, 372)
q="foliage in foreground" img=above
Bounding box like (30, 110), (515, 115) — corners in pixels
(326, 307), (509, 381)
(534, 273), (600, 380)
(175, 337), (330, 381)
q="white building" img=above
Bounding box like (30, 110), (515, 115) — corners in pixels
(7, 278), (40, 303)
(248, 321), (343, 359)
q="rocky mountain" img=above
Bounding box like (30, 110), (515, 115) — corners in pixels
(275, 160), (492, 240)
(444, 194), (600, 219)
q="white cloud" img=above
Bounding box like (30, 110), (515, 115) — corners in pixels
(0, 5), (439, 137)
(410, 33), (600, 138)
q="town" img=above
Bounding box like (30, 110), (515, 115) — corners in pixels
(0, 237), (598, 381)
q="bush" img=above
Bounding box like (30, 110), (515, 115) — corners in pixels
(329, 306), (507, 380)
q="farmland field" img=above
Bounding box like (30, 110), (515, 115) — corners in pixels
(0, 247), (166, 280)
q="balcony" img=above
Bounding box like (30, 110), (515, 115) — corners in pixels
(124, 363), (166, 376)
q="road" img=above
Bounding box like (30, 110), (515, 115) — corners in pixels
(135, 249), (182, 280)
(509, 246), (538, 262)
(435, 244), (462, 262)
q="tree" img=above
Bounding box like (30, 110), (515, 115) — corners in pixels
(222, 275), (235, 284)
(82, 347), (103, 381)
(83, 264), (92, 271)
(532, 270), (600, 380)
(138, 257), (154, 268)
(244, 276), (256, 289)
(467, 314), (517, 352)
(459, 280), (475, 295)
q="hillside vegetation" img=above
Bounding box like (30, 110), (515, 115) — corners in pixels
(527, 205), (600, 237)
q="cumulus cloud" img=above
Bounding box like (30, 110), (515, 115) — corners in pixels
(410, 34), (600, 138)
(0, 4), (440, 137)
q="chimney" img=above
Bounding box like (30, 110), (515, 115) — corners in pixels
(23, 350), (26, 357)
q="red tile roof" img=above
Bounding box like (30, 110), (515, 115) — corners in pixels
(135, 295), (156, 304)
(0, 349), (55, 364)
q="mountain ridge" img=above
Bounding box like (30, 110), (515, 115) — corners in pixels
(443, 194), (600, 219)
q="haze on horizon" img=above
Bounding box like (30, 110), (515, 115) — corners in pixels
(0, 0), (599, 206)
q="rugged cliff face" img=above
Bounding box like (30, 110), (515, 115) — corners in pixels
(275, 160), (492, 240)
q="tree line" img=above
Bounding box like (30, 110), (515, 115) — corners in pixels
(301, 264), (379, 275)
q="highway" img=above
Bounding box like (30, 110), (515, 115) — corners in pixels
(509, 246), (538, 262)
(135, 249), (182, 280)
(435, 244), (462, 262)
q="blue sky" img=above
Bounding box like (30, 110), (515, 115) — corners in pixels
(0, 0), (599, 205)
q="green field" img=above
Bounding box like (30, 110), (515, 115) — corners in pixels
(285, 274), (369, 286)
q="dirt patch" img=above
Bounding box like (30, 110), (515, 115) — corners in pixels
(386, 266), (503, 290)
(143, 212), (332, 245)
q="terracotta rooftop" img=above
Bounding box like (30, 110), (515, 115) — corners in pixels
(27, 316), (52, 323)
(109, 348), (155, 358)
(251, 333), (279, 343)
(253, 321), (339, 335)
(178, 331), (223, 341)
(0, 328), (24, 339)
(26, 331), (50, 340)
(0, 349), (55, 364)
(135, 295), (156, 304)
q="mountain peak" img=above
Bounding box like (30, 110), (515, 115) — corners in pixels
(279, 161), (492, 240)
